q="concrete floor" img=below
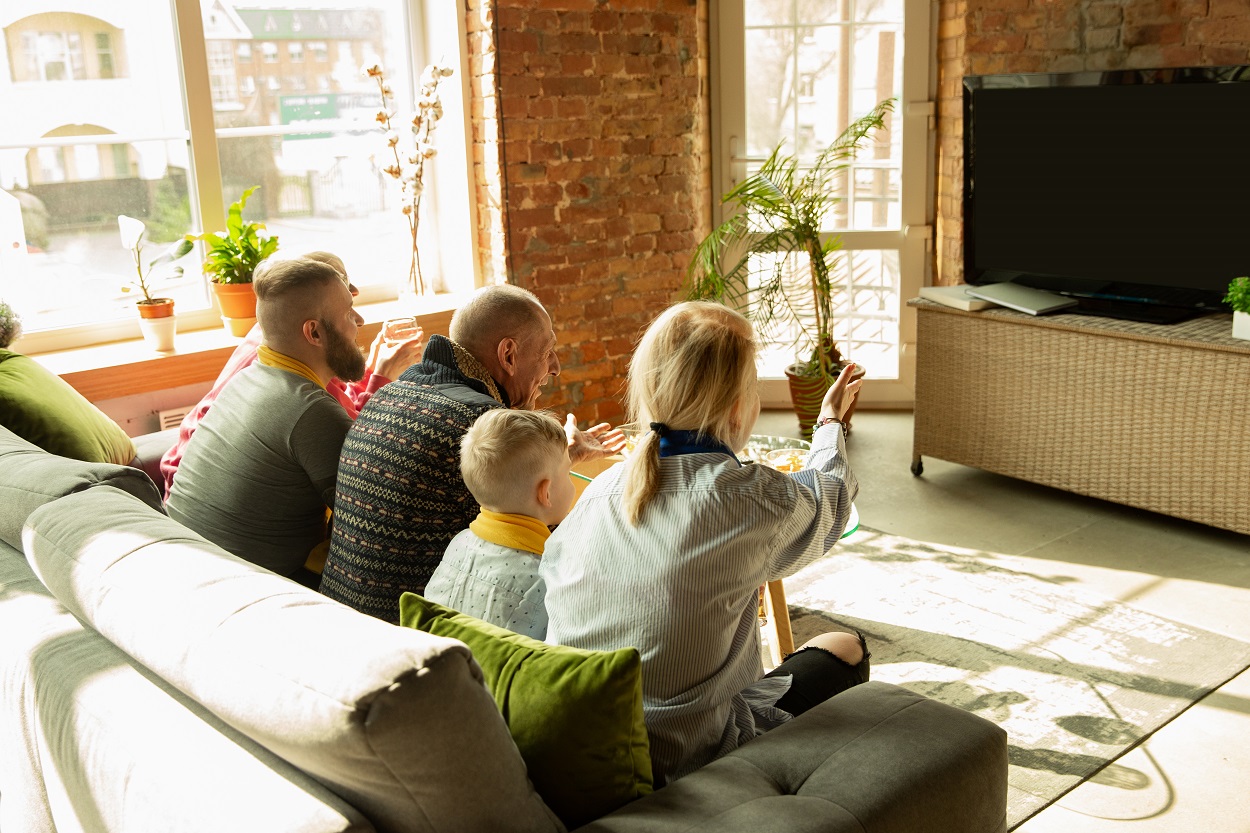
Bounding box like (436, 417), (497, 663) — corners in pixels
(751, 409), (1250, 833)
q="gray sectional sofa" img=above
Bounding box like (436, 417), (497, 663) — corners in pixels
(0, 423), (1009, 833)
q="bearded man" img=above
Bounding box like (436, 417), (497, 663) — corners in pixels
(167, 257), (367, 586)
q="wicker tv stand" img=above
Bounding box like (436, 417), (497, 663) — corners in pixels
(909, 298), (1250, 536)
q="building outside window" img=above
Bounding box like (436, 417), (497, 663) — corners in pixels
(21, 31), (84, 81)
(207, 40), (239, 108)
(0, 1), (473, 352)
(95, 32), (116, 79)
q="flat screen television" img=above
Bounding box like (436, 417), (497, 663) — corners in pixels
(963, 66), (1250, 323)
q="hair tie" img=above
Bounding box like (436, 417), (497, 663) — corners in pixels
(649, 422), (670, 438)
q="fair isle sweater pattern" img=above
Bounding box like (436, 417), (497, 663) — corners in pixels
(319, 335), (507, 623)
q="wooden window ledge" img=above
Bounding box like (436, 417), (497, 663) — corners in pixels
(33, 295), (463, 403)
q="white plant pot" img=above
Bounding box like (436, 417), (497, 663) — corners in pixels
(1233, 311), (1250, 341)
(139, 315), (177, 352)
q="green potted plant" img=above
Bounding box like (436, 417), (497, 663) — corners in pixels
(119, 215), (194, 352)
(188, 186), (279, 336)
(1226, 276), (1250, 341)
(0, 300), (21, 349)
(685, 99), (894, 439)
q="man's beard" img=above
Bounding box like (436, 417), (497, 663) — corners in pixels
(322, 318), (366, 382)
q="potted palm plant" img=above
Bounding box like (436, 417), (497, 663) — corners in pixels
(1226, 277), (1250, 340)
(686, 99), (893, 439)
(188, 186), (279, 336)
(119, 215), (194, 352)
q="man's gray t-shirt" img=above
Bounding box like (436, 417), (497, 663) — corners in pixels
(167, 363), (352, 576)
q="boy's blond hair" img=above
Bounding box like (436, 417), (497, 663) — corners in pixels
(622, 301), (758, 524)
(461, 408), (567, 511)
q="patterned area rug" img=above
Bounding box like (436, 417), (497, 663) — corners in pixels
(784, 528), (1250, 830)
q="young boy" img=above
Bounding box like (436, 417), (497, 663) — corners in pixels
(424, 408), (576, 639)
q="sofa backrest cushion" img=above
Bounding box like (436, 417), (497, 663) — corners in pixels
(24, 487), (564, 833)
(0, 424), (161, 551)
(400, 593), (653, 829)
(0, 349), (136, 465)
(0, 542), (375, 833)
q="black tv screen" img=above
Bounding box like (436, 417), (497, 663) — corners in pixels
(963, 66), (1250, 321)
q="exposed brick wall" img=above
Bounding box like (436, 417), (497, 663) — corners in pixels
(935, 0), (1250, 285)
(473, 0), (711, 425)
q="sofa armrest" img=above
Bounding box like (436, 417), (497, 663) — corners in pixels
(577, 681), (1007, 833)
(129, 427), (178, 486)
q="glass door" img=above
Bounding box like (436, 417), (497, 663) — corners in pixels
(713, 0), (933, 407)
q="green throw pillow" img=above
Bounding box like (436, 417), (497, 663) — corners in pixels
(399, 593), (652, 828)
(0, 350), (135, 466)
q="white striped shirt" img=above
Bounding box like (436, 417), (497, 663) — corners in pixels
(541, 423), (857, 784)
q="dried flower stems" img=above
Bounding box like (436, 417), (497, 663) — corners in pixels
(366, 62), (453, 296)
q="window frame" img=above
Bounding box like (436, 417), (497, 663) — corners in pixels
(8, 0), (479, 357)
(711, 0), (934, 409)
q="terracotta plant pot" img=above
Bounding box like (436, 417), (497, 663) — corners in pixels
(784, 362), (867, 442)
(136, 298), (176, 352)
(211, 281), (257, 337)
(211, 281), (257, 318)
(136, 298), (175, 319)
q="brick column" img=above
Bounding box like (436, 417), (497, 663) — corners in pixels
(471, 0), (711, 425)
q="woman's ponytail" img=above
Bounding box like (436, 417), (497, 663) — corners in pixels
(619, 302), (758, 525)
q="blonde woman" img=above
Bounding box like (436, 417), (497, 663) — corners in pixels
(541, 301), (867, 786)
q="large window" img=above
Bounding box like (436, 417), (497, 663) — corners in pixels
(716, 0), (932, 407)
(1, 1), (472, 352)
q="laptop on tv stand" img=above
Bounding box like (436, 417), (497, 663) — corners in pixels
(964, 283), (1078, 315)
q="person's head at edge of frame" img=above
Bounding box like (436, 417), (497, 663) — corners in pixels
(460, 408), (576, 528)
(450, 285), (560, 410)
(300, 250), (359, 296)
(254, 257), (366, 385)
(621, 301), (760, 524)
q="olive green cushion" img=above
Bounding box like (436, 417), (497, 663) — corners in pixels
(0, 350), (135, 465)
(399, 593), (653, 828)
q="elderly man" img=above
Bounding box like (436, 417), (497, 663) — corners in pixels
(167, 257), (367, 586)
(320, 284), (622, 623)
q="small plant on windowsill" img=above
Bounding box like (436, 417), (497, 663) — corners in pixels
(365, 61), (453, 297)
(1225, 276), (1250, 340)
(186, 186), (279, 336)
(119, 215), (194, 352)
(119, 215), (194, 307)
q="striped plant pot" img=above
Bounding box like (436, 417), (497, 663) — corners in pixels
(784, 362), (866, 441)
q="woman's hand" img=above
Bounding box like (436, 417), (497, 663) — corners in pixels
(565, 414), (627, 464)
(817, 363), (861, 425)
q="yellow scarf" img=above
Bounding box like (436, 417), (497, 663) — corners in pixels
(257, 345), (325, 389)
(469, 510), (550, 556)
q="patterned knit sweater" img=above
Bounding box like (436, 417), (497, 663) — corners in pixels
(319, 335), (508, 623)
